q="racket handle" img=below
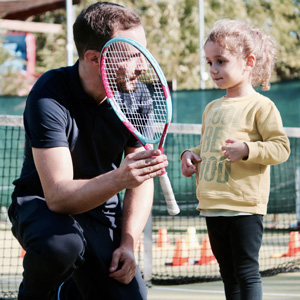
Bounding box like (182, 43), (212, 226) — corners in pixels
(159, 172), (180, 215)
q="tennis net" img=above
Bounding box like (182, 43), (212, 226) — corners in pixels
(0, 116), (299, 298)
(143, 124), (300, 285)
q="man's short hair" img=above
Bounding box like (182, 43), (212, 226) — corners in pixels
(73, 2), (141, 59)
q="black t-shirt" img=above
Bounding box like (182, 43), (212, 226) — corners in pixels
(12, 61), (141, 228)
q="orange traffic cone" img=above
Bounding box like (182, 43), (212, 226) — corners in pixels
(282, 231), (300, 257)
(194, 236), (217, 265)
(20, 248), (26, 258)
(170, 238), (189, 266)
(156, 228), (170, 248)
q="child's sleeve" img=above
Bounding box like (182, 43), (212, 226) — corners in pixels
(244, 101), (290, 165)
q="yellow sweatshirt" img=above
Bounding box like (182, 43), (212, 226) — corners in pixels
(186, 92), (290, 215)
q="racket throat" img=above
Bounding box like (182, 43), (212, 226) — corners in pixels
(144, 144), (152, 151)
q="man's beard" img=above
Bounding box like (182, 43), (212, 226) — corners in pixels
(116, 70), (141, 93)
(117, 77), (138, 93)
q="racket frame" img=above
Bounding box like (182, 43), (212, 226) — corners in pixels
(100, 37), (180, 215)
(100, 37), (172, 151)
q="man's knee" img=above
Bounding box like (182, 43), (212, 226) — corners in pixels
(25, 233), (85, 276)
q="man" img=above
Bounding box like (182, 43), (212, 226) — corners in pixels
(8, 2), (168, 299)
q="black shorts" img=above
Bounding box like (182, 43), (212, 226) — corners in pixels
(9, 198), (147, 300)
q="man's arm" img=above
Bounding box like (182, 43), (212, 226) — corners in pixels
(109, 146), (154, 284)
(32, 146), (166, 215)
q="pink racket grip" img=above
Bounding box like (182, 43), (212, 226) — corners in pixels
(159, 173), (180, 215)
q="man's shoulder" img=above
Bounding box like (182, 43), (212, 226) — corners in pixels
(26, 64), (82, 110)
(34, 64), (77, 91)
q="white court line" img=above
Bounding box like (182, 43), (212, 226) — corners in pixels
(0, 185), (14, 190)
(264, 293), (300, 297)
(152, 287), (223, 294)
(0, 278), (21, 283)
(1, 281), (299, 297)
(151, 287), (300, 297)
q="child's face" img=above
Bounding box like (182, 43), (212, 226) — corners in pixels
(205, 41), (249, 92)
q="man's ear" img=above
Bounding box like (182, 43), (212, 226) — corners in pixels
(84, 50), (100, 65)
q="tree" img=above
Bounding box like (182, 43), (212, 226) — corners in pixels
(104, 0), (300, 89)
(31, 9), (69, 73)
(1, 0), (299, 94)
(183, 0), (300, 89)
(245, 0), (300, 81)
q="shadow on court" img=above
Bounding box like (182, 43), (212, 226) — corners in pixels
(148, 272), (300, 300)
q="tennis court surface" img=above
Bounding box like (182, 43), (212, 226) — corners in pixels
(0, 116), (300, 299)
(148, 271), (300, 300)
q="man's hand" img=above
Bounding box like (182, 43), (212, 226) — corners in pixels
(181, 151), (202, 177)
(221, 139), (249, 162)
(116, 149), (168, 189)
(109, 246), (136, 284)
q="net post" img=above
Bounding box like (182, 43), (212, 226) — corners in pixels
(295, 166), (300, 226)
(143, 213), (152, 285)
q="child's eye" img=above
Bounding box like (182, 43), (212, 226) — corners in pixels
(218, 59), (226, 65)
(206, 61), (212, 66)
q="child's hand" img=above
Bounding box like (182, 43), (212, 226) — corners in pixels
(181, 151), (202, 177)
(221, 139), (249, 162)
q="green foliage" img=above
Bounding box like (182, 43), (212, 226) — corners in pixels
(30, 9), (69, 73)
(244, 0), (300, 81)
(185, 0), (298, 89)
(1, 0), (299, 94)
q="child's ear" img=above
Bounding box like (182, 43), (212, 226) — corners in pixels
(246, 54), (255, 69)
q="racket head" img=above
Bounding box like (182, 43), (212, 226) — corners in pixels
(100, 37), (172, 146)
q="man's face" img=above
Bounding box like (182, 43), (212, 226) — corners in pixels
(110, 25), (148, 93)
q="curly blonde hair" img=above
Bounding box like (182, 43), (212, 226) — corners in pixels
(205, 19), (277, 91)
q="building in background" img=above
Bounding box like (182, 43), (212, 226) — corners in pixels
(1, 32), (36, 76)
(0, 0), (81, 95)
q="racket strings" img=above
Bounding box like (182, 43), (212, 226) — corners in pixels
(104, 42), (168, 142)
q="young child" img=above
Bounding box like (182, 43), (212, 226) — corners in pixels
(180, 19), (290, 300)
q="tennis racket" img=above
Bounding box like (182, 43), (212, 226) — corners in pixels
(100, 37), (180, 216)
